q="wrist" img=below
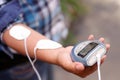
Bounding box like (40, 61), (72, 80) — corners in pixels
(56, 46), (73, 67)
(35, 46), (66, 65)
(55, 47), (66, 65)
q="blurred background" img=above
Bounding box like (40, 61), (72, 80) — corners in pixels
(52, 0), (120, 80)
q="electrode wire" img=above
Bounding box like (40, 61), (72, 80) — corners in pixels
(96, 55), (101, 80)
(33, 47), (37, 64)
(24, 38), (41, 80)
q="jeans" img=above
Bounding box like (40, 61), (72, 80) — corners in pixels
(0, 61), (53, 80)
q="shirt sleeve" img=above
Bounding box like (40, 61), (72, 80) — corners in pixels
(0, 0), (23, 58)
(0, 0), (22, 33)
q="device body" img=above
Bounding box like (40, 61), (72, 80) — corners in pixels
(70, 40), (106, 66)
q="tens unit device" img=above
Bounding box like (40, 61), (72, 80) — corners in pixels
(71, 40), (107, 66)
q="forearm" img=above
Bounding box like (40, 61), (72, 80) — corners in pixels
(2, 23), (64, 65)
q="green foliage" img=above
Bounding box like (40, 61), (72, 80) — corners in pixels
(62, 30), (78, 46)
(60, 0), (87, 19)
(60, 0), (87, 46)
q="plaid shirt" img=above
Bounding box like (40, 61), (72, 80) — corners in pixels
(0, 0), (68, 58)
(0, 0), (11, 7)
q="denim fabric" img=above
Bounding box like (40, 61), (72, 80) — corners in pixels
(0, 0), (22, 32)
(0, 61), (53, 80)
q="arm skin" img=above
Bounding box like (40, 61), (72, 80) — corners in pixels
(2, 23), (110, 78)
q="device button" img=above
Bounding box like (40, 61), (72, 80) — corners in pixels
(87, 56), (96, 66)
(96, 48), (106, 57)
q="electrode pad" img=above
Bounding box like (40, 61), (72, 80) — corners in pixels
(9, 25), (42, 80)
(35, 39), (62, 49)
(9, 25), (31, 40)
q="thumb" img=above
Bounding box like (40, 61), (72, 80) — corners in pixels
(64, 61), (85, 74)
(74, 62), (85, 72)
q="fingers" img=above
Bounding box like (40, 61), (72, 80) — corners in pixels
(88, 34), (94, 40)
(74, 62), (85, 71)
(106, 44), (110, 51)
(99, 37), (105, 43)
(88, 34), (110, 51)
(88, 35), (105, 43)
(63, 61), (85, 75)
(88, 34), (105, 43)
(99, 38), (110, 51)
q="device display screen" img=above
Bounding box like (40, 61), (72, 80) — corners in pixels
(77, 42), (98, 58)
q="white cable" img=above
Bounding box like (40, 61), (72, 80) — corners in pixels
(33, 47), (37, 64)
(26, 39), (62, 79)
(96, 54), (102, 80)
(24, 38), (41, 80)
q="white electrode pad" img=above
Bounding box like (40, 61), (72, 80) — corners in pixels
(9, 25), (31, 40)
(35, 39), (62, 49)
(33, 39), (62, 64)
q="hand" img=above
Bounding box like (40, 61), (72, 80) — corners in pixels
(57, 34), (110, 78)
